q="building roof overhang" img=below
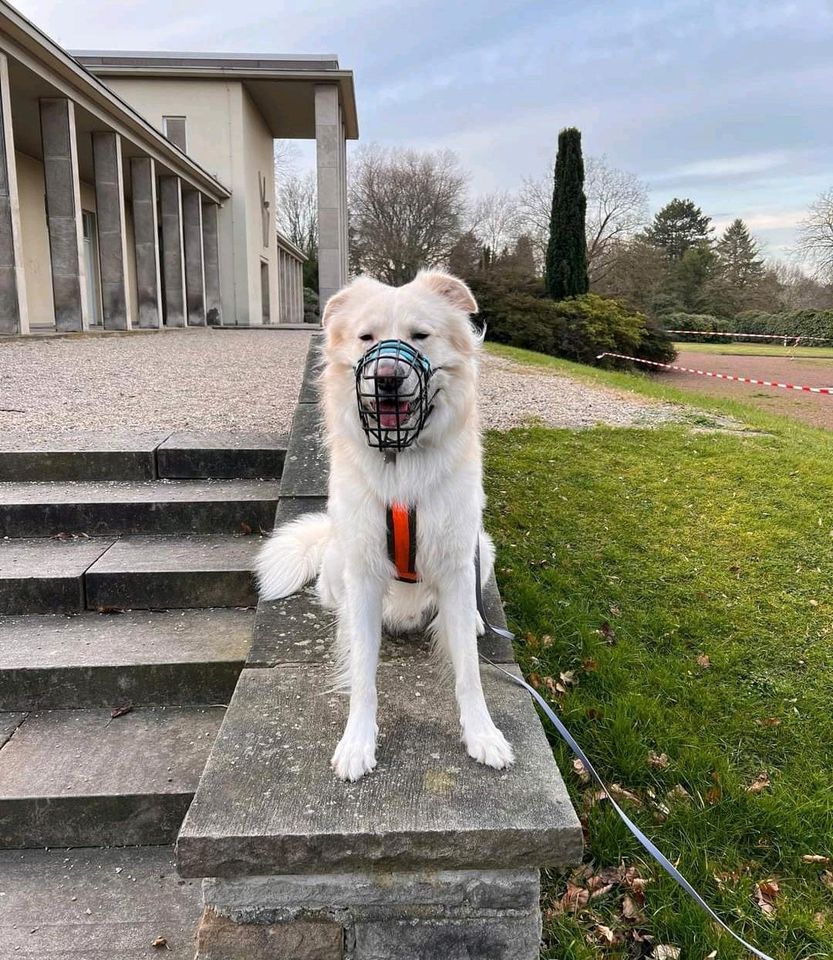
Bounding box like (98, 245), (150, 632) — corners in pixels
(74, 52), (359, 141)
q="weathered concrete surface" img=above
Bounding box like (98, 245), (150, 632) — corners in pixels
(279, 402), (328, 498)
(0, 608), (253, 709)
(0, 53), (26, 335)
(297, 337), (322, 405)
(0, 711), (24, 747)
(0, 478), (279, 536)
(177, 663), (582, 878)
(196, 910), (342, 960)
(354, 913), (541, 960)
(0, 537), (114, 615)
(0, 845), (202, 959)
(0, 430), (169, 481)
(0, 705), (224, 847)
(159, 175), (186, 328)
(92, 131), (129, 331)
(182, 188), (206, 327)
(157, 431), (287, 480)
(85, 535), (260, 609)
(130, 156), (163, 329)
(202, 201), (222, 326)
(39, 98), (87, 332)
(203, 868), (540, 923)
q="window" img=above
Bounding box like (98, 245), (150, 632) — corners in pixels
(162, 116), (187, 151)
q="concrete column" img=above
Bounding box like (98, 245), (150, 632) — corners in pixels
(0, 53), (27, 334)
(92, 131), (129, 330)
(202, 199), (221, 326)
(294, 260), (302, 322)
(40, 98), (88, 332)
(182, 188), (206, 326)
(159, 175), (186, 327)
(339, 108), (349, 281)
(129, 157), (162, 329)
(315, 84), (348, 310)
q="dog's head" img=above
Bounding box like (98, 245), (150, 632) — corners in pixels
(320, 271), (481, 450)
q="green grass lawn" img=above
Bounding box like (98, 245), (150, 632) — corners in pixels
(673, 341), (833, 360)
(482, 345), (833, 959)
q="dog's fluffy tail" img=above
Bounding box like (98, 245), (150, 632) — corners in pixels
(255, 512), (331, 600)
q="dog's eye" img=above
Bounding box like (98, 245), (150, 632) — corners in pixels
(359, 333), (374, 342)
(412, 332), (430, 341)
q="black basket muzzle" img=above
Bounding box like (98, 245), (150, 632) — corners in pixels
(355, 339), (435, 451)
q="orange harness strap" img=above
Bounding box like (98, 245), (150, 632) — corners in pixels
(386, 503), (419, 583)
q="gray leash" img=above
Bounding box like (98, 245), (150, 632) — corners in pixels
(474, 546), (776, 960)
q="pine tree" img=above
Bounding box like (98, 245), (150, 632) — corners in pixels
(716, 218), (764, 288)
(646, 198), (712, 261)
(545, 127), (589, 299)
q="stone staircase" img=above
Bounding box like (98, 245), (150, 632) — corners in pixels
(0, 431), (285, 958)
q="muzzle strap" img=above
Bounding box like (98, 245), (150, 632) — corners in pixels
(386, 503), (420, 583)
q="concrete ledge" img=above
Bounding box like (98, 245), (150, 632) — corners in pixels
(157, 432), (287, 480)
(176, 662), (582, 878)
(278, 403), (327, 498)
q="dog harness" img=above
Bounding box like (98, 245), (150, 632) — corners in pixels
(386, 503), (419, 582)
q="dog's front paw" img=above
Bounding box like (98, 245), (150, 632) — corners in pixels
(463, 724), (514, 770)
(331, 732), (377, 781)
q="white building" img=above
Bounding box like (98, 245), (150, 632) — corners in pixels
(0, 1), (357, 334)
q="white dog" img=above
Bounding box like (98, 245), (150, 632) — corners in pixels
(256, 270), (513, 782)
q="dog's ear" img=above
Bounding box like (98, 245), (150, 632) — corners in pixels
(414, 271), (478, 315)
(321, 277), (384, 330)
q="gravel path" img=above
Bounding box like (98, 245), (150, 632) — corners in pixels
(0, 329), (312, 440)
(0, 329), (686, 440)
(479, 353), (683, 430)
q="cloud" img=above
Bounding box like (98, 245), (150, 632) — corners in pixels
(652, 152), (798, 183)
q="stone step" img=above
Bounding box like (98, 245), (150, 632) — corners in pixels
(0, 430), (288, 482)
(0, 845), (202, 958)
(0, 479), (279, 537)
(0, 608), (254, 710)
(0, 431), (168, 482)
(85, 535), (261, 610)
(176, 662), (583, 879)
(0, 705), (224, 848)
(157, 432), (287, 479)
(0, 537), (115, 615)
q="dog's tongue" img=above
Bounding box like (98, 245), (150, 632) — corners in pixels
(378, 399), (410, 429)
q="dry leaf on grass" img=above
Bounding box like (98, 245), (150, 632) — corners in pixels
(599, 621), (616, 644)
(593, 923), (619, 946)
(583, 658), (599, 671)
(747, 771), (771, 794)
(801, 854), (831, 864)
(754, 879), (780, 915)
(666, 784), (691, 803)
(648, 751), (669, 769)
(821, 871), (833, 891)
(696, 653), (711, 668)
(571, 758), (591, 785)
(756, 717), (782, 727)
(560, 670), (578, 687)
(653, 946), (681, 960)
(621, 893), (644, 922)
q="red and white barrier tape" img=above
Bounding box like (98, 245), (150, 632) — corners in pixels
(596, 352), (833, 395)
(666, 330), (833, 342)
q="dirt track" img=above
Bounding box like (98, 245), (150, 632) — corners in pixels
(656, 350), (833, 430)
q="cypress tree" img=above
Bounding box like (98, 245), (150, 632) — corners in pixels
(545, 127), (589, 299)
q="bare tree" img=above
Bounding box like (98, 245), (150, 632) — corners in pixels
(349, 145), (468, 284)
(517, 155), (648, 282)
(797, 188), (833, 281)
(770, 259), (833, 310)
(469, 191), (521, 256)
(278, 170), (318, 259)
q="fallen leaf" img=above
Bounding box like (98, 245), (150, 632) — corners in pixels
(621, 893), (644, 921)
(653, 946), (681, 960)
(558, 883), (590, 913)
(540, 634), (553, 648)
(559, 670), (577, 687)
(648, 751), (669, 769)
(610, 783), (643, 806)
(609, 604), (621, 616)
(822, 871), (833, 891)
(571, 758), (591, 785)
(756, 717), (782, 727)
(747, 772), (771, 794)
(666, 784), (691, 803)
(705, 785), (722, 805)
(527, 673), (542, 689)
(801, 854), (831, 864)
(600, 621), (616, 644)
(582, 658), (599, 671)
(814, 912), (827, 929)
(110, 705), (133, 719)
(96, 606), (124, 615)
(696, 653), (711, 669)
(594, 924), (617, 946)
(151, 937), (169, 950)
(240, 522), (253, 535)
(754, 879), (780, 915)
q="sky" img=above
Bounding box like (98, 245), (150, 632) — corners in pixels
(16, 0), (833, 261)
